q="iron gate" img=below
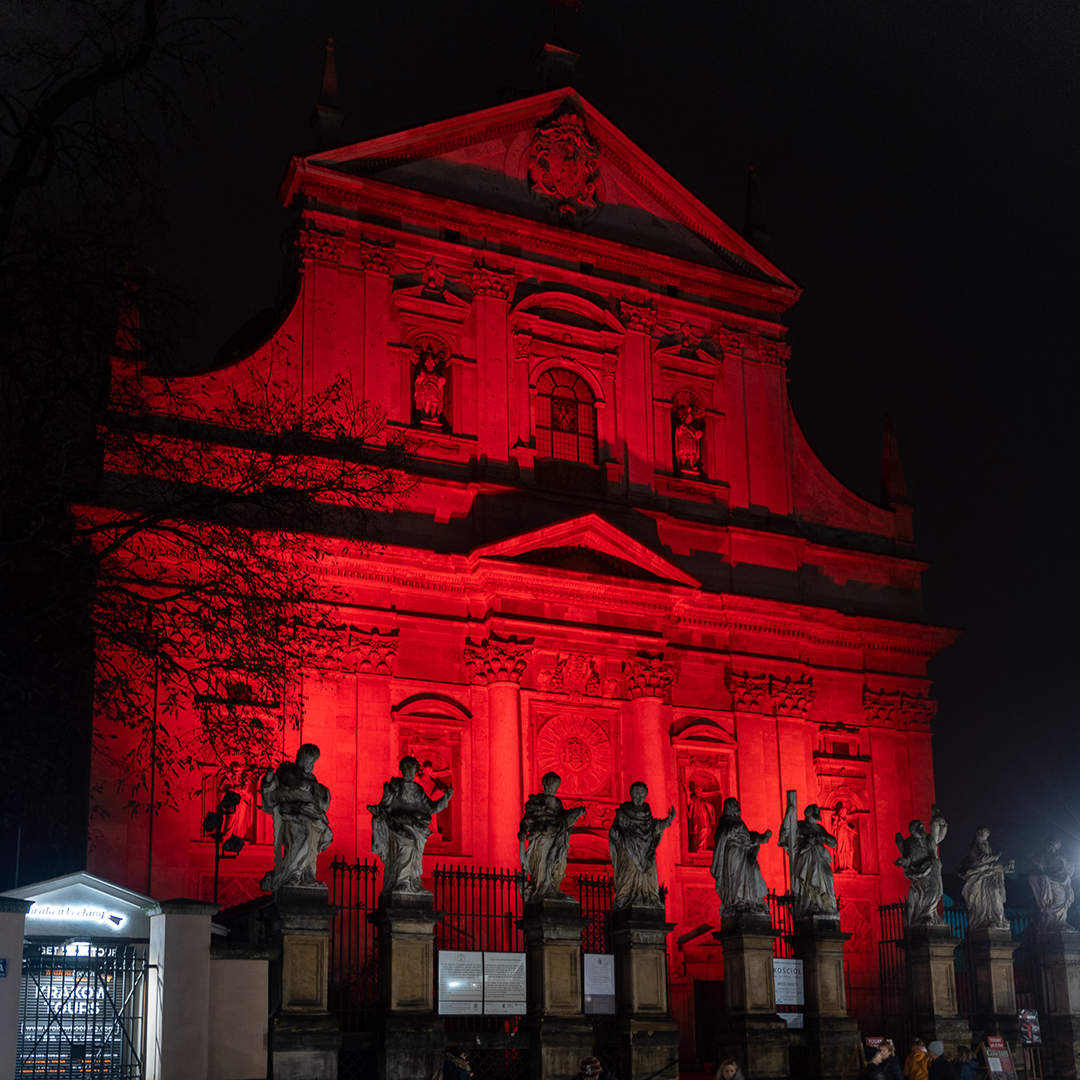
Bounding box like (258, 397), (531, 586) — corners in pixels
(17, 942), (148, 1079)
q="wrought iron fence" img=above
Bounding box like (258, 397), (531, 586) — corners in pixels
(17, 942), (148, 1079)
(878, 900), (914, 1050)
(767, 891), (796, 958)
(575, 872), (614, 954)
(433, 864), (525, 954)
(329, 857), (382, 1031)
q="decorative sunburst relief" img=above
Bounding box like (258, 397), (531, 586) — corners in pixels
(533, 710), (615, 799)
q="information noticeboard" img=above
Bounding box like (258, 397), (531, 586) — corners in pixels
(438, 950), (483, 1015)
(482, 952), (526, 1015)
(773, 958), (805, 1006)
(980, 1038), (1019, 1080)
(584, 954), (616, 1015)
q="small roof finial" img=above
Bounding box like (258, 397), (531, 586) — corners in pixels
(881, 413), (911, 507)
(311, 38), (344, 151)
(742, 166), (770, 256)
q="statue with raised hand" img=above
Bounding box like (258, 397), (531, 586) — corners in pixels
(608, 781), (676, 909)
(895, 804), (948, 926)
(519, 772), (586, 903)
(779, 791), (838, 918)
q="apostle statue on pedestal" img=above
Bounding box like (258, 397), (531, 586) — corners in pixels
(259, 744), (333, 891)
(959, 827), (1013, 930)
(895, 805), (948, 927)
(608, 781), (676, 909)
(779, 792), (839, 918)
(519, 772), (586, 903)
(1029, 837), (1076, 932)
(368, 755), (453, 899)
(711, 797), (772, 917)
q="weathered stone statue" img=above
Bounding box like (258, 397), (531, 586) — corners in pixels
(608, 781), (676, 909)
(711, 797), (772, 917)
(260, 743), (333, 891)
(1029, 836), (1076, 931)
(894, 804), (948, 927)
(674, 405), (703, 472)
(518, 772), (586, 902)
(413, 346), (447, 421)
(778, 792), (838, 918)
(830, 801), (859, 873)
(959, 827), (1013, 930)
(681, 776), (717, 853)
(368, 755), (453, 898)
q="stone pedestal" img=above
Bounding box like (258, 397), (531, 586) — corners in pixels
(1034, 927), (1080, 1078)
(370, 893), (445, 1080)
(520, 896), (595, 1080)
(715, 914), (790, 1080)
(966, 926), (1019, 1043)
(905, 924), (971, 1047)
(611, 904), (680, 1080)
(262, 885), (340, 1080)
(792, 915), (861, 1080)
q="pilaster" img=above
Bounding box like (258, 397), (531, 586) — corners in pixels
(611, 904), (680, 1080)
(0, 898), (31, 1078)
(716, 913), (790, 1080)
(370, 894), (445, 1080)
(792, 915), (861, 1080)
(905, 924), (971, 1047)
(1035, 927), (1080, 1078)
(261, 885), (341, 1080)
(520, 896), (594, 1080)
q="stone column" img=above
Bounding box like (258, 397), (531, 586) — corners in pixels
(468, 264), (515, 458)
(624, 652), (677, 910)
(0, 898), (30, 1077)
(611, 904), (680, 1080)
(618, 301), (658, 488)
(1034, 927), (1080, 1078)
(792, 915), (860, 1080)
(261, 885), (340, 1080)
(370, 893), (445, 1080)
(465, 632), (533, 868)
(967, 926), (1019, 1044)
(520, 896), (594, 1080)
(146, 899), (217, 1080)
(905, 925), (971, 1047)
(715, 913), (790, 1080)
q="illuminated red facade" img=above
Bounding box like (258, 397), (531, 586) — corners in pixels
(87, 88), (956, 1047)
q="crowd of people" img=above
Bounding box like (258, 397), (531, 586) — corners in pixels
(864, 1036), (981, 1080)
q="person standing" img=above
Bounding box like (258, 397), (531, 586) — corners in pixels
(927, 1041), (958, 1080)
(904, 1038), (929, 1080)
(880, 1040), (904, 1080)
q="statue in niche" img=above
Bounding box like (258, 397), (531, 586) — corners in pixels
(518, 772), (586, 902)
(830, 801), (861, 873)
(894, 805), (948, 927)
(413, 344), (448, 423)
(673, 403), (703, 473)
(959, 827), (1013, 930)
(680, 775), (717, 853)
(711, 797), (772, 917)
(418, 757), (454, 842)
(368, 755), (453, 898)
(608, 781), (676, 909)
(779, 793), (838, 918)
(1029, 837), (1076, 931)
(259, 744), (333, 891)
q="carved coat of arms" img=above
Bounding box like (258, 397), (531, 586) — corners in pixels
(528, 113), (601, 219)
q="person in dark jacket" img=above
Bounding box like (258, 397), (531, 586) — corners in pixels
(955, 1045), (979, 1080)
(862, 1045), (888, 1080)
(927, 1041), (958, 1080)
(442, 1046), (473, 1080)
(881, 1039), (905, 1080)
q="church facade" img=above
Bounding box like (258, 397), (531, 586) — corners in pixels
(87, 84), (955, 1051)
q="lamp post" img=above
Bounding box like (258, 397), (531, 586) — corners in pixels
(202, 788), (246, 904)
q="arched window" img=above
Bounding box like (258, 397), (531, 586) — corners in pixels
(535, 368), (597, 464)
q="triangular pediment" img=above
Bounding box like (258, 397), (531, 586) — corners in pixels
(469, 513), (700, 587)
(4, 871), (154, 939)
(293, 90), (795, 290)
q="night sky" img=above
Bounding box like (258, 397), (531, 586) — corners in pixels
(156, 1), (1078, 884)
